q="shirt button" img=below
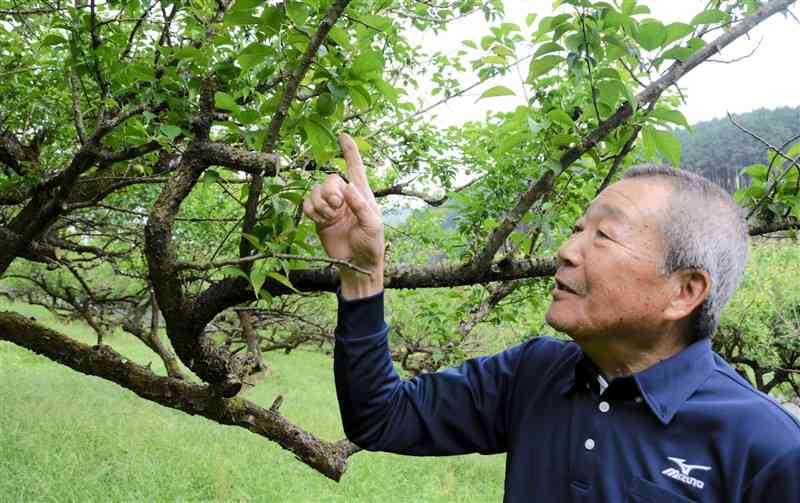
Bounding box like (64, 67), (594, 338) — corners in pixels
(584, 438), (595, 451)
(598, 401), (610, 413)
(634, 396), (643, 403)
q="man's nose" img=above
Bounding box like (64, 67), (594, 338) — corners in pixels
(556, 233), (582, 268)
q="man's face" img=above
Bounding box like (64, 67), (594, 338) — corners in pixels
(545, 178), (677, 342)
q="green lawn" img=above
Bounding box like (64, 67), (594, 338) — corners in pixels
(0, 301), (505, 503)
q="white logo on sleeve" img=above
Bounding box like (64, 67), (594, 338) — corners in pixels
(661, 457), (712, 489)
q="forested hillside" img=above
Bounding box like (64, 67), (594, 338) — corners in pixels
(679, 106), (800, 192)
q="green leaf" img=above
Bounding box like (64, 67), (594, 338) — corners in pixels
(597, 79), (625, 108)
(651, 108), (690, 129)
(478, 85), (515, 101)
(349, 85), (371, 111)
(641, 126), (657, 158)
(352, 50), (384, 77)
(527, 54), (563, 81)
(41, 34), (67, 47)
(231, 0), (261, 10)
(548, 109), (575, 130)
(496, 132), (527, 157)
(237, 44), (272, 72)
(481, 55), (506, 66)
(286, 1), (310, 26)
(621, 0), (636, 15)
(128, 63), (155, 82)
(328, 25), (351, 47)
(200, 169), (221, 186)
(634, 19), (666, 51)
(373, 78), (399, 104)
(787, 141), (800, 160)
(691, 9), (729, 26)
(594, 68), (621, 80)
(604, 10), (631, 30)
(663, 22), (694, 46)
(159, 124), (181, 141)
(301, 117), (336, 164)
(224, 10), (259, 26)
(353, 137), (371, 153)
(265, 271), (300, 293)
(742, 163), (769, 182)
(250, 267), (268, 299)
(260, 6), (285, 36)
(214, 91), (239, 111)
(327, 80), (348, 98)
(360, 14), (392, 32)
(661, 46), (693, 61)
(533, 42), (564, 59)
(652, 129), (681, 167)
(526, 13), (538, 27)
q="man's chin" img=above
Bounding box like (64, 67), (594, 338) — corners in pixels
(544, 306), (575, 335)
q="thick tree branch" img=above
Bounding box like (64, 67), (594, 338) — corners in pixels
(749, 218), (800, 236)
(194, 141), (281, 176)
(191, 256), (557, 328)
(0, 311), (355, 481)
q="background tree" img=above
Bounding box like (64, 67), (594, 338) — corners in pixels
(0, 0), (799, 481)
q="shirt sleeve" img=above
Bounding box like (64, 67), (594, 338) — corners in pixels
(745, 446), (800, 502)
(333, 290), (526, 456)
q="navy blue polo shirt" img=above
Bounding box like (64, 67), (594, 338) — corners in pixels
(334, 292), (800, 502)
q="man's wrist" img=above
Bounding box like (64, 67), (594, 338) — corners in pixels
(340, 267), (384, 300)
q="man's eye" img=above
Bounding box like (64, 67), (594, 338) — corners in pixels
(572, 225), (583, 234)
(597, 230), (610, 239)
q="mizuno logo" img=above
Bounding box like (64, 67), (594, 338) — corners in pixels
(661, 457), (711, 489)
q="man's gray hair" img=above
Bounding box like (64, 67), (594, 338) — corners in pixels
(622, 165), (749, 339)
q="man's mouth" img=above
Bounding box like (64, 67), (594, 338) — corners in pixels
(554, 278), (579, 295)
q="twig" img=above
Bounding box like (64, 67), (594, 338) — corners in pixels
(579, 9), (600, 123)
(708, 36), (763, 63)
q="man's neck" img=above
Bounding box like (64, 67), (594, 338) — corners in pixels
(577, 325), (691, 380)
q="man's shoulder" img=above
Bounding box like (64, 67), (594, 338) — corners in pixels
(508, 335), (582, 378)
(517, 335), (581, 360)
(709, 353), (800, 428)
(692, 353), (800, 454)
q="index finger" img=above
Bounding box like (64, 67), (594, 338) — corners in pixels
(338, 133), (371, 195)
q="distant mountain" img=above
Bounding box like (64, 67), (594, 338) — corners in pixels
(677, 106), (800, 193)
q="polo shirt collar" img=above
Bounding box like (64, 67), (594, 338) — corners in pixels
(634, 338), (715, 425)
(559, 338), (716, 425)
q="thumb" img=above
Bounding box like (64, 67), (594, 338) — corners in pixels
(343, 183), (379, 230)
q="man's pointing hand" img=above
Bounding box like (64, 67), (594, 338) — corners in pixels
(303, 133), (385, 299)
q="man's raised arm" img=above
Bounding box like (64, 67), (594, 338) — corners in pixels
(302, 134), (524, 455)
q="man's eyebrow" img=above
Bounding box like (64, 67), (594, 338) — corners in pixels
(588, 202), (630, 223)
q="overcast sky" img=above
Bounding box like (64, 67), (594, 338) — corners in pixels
(411, 1), (800, 127)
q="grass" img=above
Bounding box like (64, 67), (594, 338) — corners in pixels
(0, 301), (505, 503)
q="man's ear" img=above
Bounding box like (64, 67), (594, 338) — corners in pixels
(664, 270), (710, 321)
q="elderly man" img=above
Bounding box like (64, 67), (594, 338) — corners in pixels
(303, 134), (800, 502)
